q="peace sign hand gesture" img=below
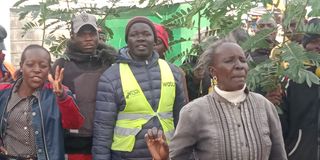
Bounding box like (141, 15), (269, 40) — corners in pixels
(48, 65), (64, 97)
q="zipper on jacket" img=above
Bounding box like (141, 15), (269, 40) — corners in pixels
(145, 63), (156, 109)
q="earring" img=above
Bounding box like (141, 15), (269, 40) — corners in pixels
(211, 76), (218, 86)
(315, 67), (320, 77)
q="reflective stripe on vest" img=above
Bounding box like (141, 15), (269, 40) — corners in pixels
(111, 59), (176, 152)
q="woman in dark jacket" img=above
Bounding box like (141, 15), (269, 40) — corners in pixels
(0, 44), (84, 160)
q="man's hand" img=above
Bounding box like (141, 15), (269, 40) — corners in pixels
(48, 65), (64, 97)
(145, 127), (169, 160)
(265, 85), (283, 106)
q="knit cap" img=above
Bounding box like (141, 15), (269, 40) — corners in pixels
(154, 23), (169, 50)
(125, 16), (157, 43)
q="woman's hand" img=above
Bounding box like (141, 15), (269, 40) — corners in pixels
(145, 127), (169, 160)
(48, 66), (64, 97)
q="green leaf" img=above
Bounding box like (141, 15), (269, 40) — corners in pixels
(13, 0), (28, 7)
(180, 9), (187, 15)
(308, 0), (320, 17)
(308, 71), (320, 85)
(169, 38), (191, 46)
(241, 28), (274, 52)
(21, 22), (38, 37)
(18, 11), (30, 20)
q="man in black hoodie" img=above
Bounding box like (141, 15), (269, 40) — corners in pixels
(53, 12), (116, 160)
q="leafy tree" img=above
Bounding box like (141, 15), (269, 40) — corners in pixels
(141, 0), (320, 93)
(14, 0), (320, 93)
(246, 0), (320, 93)
(146, 0), (269, 72)
(13, 0), (121, 57)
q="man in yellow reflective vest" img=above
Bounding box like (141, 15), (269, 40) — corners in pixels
(92, 16), (187, 160)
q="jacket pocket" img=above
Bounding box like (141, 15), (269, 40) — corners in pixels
(288, 129), (302, 157)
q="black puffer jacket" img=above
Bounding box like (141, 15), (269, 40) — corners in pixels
(92, 48), (186, 160)
(53, 41), (117, 154)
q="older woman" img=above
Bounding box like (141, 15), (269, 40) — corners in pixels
(146, 39), (287, 160)
(0, 44), (84, 160)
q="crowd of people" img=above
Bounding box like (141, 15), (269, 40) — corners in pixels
(0, 11), (319, 160)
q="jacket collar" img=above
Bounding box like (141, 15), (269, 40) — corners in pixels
(211, 87), (249, 105)
(117, 47), (159, 67)
(64, 40), (117, 64)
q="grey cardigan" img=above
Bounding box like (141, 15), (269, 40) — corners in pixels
(169, 91), (287, 160)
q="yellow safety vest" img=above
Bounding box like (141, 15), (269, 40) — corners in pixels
(111, 59), (176, 152)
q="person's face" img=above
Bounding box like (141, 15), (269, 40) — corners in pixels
(287, 21), (304, 43)
(127, 23), (155, 61)
(209, 43), (249, 91)
(72, 25), (98, 54)
(154, 38), (166, 59)
(305, 37), (320, 53)
(257, 22), (275, 30)
(20, 48), (51, 90)
(257, 22), (277, 41)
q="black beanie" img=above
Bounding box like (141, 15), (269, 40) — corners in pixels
(125, 16), (157, 43)
(302, 18), (320, 48)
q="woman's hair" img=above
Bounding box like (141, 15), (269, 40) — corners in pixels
(15, 44), (51, 79)
(194, 38), (236, 72)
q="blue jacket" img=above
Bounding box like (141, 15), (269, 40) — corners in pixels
(92, 48), (187, 160)
(0, 82), (84, 160)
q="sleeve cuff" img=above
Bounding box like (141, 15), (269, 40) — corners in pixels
(57, 88), (67, 101)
